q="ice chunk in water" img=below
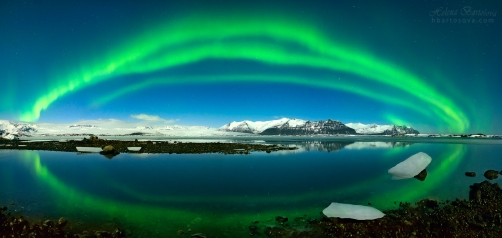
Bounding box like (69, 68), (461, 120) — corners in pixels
(388, 152), (432, 180)
(127, 147), (142, 151)
(76, 147), (102, 153)
(322, 202), (385, 220)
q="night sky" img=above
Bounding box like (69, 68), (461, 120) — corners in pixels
(1, 0), (500, 133)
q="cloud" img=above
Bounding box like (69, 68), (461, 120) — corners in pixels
(131, 113), (162, 121)
(131, 114), (178, 123)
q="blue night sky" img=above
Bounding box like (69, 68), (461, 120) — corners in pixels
(0, 0), (500, 133)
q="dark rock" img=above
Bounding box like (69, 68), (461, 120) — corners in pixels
(58, 217), (67, 227)
(95, 230), (113, 238)
(99, 145), (120, 158)
(264, 226), (288, 238)
(414, 169), (428, 181)
(275, 216), (288, 224)
(416, 199), (439, 209)
(114, 228), (124, 237)
(469, 181), (499, 202)
(484, 170), (499, 180)
(249, 225), (259, 236)
(43, 219), (54, 227)
(465, 172), (476, 177)
(101, 145), (116, 153)
(102, 154), (115, 159)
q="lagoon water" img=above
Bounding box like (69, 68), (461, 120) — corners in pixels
(1, 137), (502, 237)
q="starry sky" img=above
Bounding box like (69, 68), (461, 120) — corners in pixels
(0, 0), (500, 133)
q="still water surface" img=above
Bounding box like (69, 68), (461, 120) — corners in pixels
(1, 138), (501, 237)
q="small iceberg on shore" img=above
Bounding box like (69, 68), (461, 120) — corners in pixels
(127, 147), (142, 151)
(388, 152), (432, 180)
(322, 202), (385, 220)
(76, 147), (102, 153)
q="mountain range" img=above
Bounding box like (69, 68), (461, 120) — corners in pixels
(0, 120), (231, 139)
(345, 122), (419, 135)
(0, 118), (419, 139)
(219, 118), (419, 135)
(0, 120), (39, 139)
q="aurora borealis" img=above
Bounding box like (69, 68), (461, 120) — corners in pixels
(1, 1), (500, 133)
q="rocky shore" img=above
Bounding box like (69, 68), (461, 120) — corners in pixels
(0, 208), (123, 238)
(0, 136), (295, 155)
(253, 180), (502, 238)
(2, 180), (502, 237)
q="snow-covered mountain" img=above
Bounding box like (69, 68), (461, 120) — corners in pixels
(3, 118), (499, 140)
(0, 120), (38, 139)
(220, 118), (306, 134)
(219, 119), (420, 135)
(0, 120), (242, 139)
(345, 123), (419, 135)
(219, 118), (356, 135)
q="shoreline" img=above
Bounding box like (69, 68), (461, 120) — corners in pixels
(2, 180), (501, 237)
(2, 135), (502, 155)
(0, 137), (296, 155)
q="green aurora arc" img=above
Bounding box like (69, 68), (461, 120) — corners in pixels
(21, 14), (469, 132)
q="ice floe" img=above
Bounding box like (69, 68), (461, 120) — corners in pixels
(76, 147), (103, 153)
(127, 147), (142, 151)
(322, 202), (385, 220)
(388, 152), (432, 180)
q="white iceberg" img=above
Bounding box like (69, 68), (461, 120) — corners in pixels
(322, 202), (385, 220)
(388, 152), (432, 180)
(76, 147), (103, 153)
(127, 147), (142, 151)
